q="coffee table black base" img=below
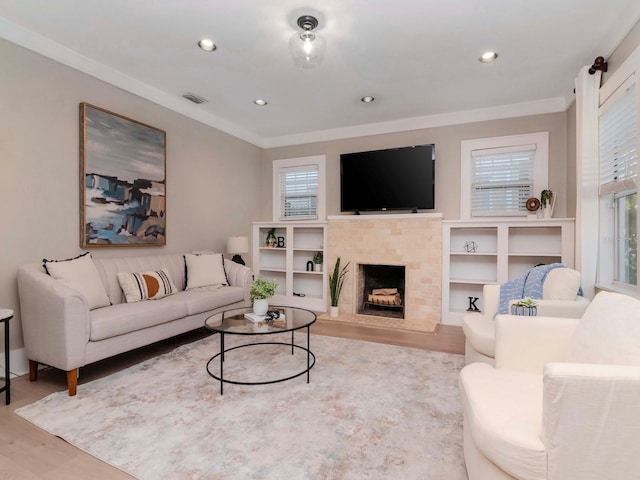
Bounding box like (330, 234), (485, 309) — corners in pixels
(206, 340), (315, 395)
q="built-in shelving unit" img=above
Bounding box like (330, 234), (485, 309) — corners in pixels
(442, 218), (575, 325)
(252, 222), (327, 312)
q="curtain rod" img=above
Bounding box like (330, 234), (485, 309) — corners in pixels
(589, 56), (608, 75)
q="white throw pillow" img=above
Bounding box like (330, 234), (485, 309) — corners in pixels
(117, 269), (177, 303)
(542, 268), (581, 301)
(43, 252), (110, 310)
(184, 253), (228, 290)
(566, 291), (640, 366)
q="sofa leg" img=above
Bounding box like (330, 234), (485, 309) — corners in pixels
(67, 369), (78, 396)
(29, 360), (38, 382)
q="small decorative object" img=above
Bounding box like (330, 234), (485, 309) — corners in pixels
(277, 236), (285, 248)
(328, 257), (350, 317)
(306, 261), (314, 272)
(313, 251), (323, 271)
(540, 189), (555, 219)
(464, 241), (478, 253)
(511, 297), (538, 316)
(265, 228), (277, 248)
(467, 296), (481, 312)
(249, 277), (278, 315)
(526, 197), (541, 212)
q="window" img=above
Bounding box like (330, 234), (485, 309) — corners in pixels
(272, 155), (326, 221)
(598, 77), (638, 288)
(460, 132), (549, 219)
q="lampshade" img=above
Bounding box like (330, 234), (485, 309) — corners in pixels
(226, 236), (249, 254)
(289, 15), (325, 69)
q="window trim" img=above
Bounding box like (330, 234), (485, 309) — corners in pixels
(272, 155), (326, 222)
(460, 132), (549, 219)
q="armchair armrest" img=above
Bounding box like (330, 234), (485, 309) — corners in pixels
(494, 315), (579, 374)
(17, 264), (90, 371)
(507, 296), (590, 319)
(542, 363), (640, 479)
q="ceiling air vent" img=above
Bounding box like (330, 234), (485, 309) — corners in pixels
(182, 93), (207, 104)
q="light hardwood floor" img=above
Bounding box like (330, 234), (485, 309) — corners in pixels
(0, 321), (464, 479)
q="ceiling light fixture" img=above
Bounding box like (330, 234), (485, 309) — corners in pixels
(361, 96), (375, 103)
(289, 15), (326, 69)
(479, 51), (498, 63)
(198, 38), (216, 52)
(254, 99), (268, 106)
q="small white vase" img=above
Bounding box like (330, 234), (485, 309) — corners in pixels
(330, 306), (339, 317)
(314, 263), (322, 272)
(253, 298), (268, 315)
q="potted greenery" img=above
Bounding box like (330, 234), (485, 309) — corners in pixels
(328, 257), (349, 317)
(312, 251), (323, 272)
(249, 277), (277, 315)
(540, 189), (554, 218)
(265, 228), (277, 248)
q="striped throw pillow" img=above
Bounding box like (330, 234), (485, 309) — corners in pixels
(117, 269), (177, 303)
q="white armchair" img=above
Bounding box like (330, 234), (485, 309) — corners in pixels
(463, 268), (590, 365)
(459, 292), (640, 480)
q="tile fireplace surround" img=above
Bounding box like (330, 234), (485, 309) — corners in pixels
(327, 214), (442, 332)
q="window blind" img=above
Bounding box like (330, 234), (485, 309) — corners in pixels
(599, 80), (638, 196)
(279, 165), (318, 220)
(471, 144), (536, 216)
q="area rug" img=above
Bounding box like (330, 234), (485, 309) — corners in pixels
(16, 334), (467, 480)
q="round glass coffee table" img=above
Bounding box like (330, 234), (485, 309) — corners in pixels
(204, 306), (316, 395)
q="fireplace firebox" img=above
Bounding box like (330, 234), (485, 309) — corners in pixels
(357, 264), (405, 319)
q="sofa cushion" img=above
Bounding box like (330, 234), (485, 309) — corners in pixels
(117, 269), (177, 303)
(566, 291), (640, 366)
(184, 253), (228, 290)
(460, 362), (546, 480)
(90, 297), (188, 341)
(462, 314), (496, 358)
(43, 252), (110, 310)
(93, 254), (186, 305)
(542, 268), (581, 301)
(173, 287), (245, 316)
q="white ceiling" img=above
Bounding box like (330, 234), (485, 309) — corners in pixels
(2, 1), (640, 148)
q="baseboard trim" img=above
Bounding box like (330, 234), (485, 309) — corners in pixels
(0, 348), (29, 378)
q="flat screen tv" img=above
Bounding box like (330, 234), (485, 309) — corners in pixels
(340, 144), (435, 213)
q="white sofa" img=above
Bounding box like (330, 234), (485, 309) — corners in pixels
(459, 292), (640, 480)
(18, 253), (252, 395)
(463, 269), (591, 365)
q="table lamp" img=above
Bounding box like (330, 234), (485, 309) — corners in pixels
(226, 236), (249, 265)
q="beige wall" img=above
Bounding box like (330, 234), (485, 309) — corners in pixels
(262, 112), (567, 221)
(0, 39), (263, 350)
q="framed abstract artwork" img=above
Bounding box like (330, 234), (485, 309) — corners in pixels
(80, 103), (166, 247)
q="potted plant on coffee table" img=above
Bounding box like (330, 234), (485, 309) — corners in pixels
(250, 277), (277, 315)
(328, 257), (349, 317)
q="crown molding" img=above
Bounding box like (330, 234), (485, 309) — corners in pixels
(261, 97), (568, 148)
(0, 16), (263, 146)
(1, 16), (568, 150)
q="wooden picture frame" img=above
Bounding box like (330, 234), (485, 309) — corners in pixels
(80, 103), (166, 247)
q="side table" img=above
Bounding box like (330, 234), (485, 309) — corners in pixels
(0, 309), (13, 405)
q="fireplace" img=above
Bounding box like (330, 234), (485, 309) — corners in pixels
(327, 214), (442, 332)
(357, 264), (405, 319)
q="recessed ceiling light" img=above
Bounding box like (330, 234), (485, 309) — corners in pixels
(254, 99), (268, 106)
(198, 38), (216, 52)
(479, 51), (498, 63)
(361, 96), (375, 103)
